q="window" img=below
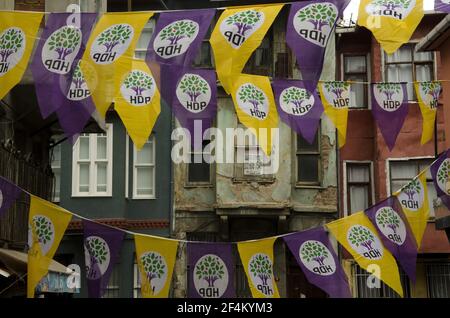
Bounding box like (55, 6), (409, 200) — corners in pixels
(72, 125), (113, 197)
(193, 14), (218, 68)
(389, 158), (437, 218)
(187, 140), (212, 185)
(346, 163), (372, 215)
(243, 32), (273, 76)
(51, 141), (62, 202)
(103, 265), (120, 298)
(107, 0), (166, 12)
(296, 132), (321, 185)
(343, 55), (368, 108)
(135, 20), (155, 60)
(354, 264), (410, 298)
(385, 44), (434, 101)
(426, 262), (450, 298)
(234, 140), (274, 182)
(133, 136), (155, 199)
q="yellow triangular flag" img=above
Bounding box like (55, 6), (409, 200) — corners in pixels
(115, 59), (161, 150)
(134, 234), (178, 298)
(319, 81), (350, 147)
(237, 237), (280, 298)
(394, 170), (430, 248)
(27, 195), (72, 298)
(230, 74), (279, 156)
(0, 11), (44, 99)
(81, 12), (154, 119)
(414, 81), (441, 145)
(326, 211), (403, 297)
(357, 0), (424, 54)
(210, 4), (283, 94)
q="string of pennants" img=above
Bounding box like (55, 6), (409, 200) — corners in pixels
(0, 1), (449, 153)
(0, 149), (449, 298)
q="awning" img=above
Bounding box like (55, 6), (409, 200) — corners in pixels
(0, 248), (79, 294)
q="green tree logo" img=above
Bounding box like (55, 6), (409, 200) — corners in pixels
(85, 236), (110, 279)
(96, 24), (133, 53)
(158, 20), (198, 45)
(140, 252), (167, 294)
(296, 3), (338, 32)
(238, 84), (266, 111)
(324, 82), (350, 99)
(249, 253), (272, 286)
(436, 159), (450, 193)
(371, 0), (412, 11)
(31, 215), (53, 245)
(72, 63), (86, 89)
(0, 28), (24, 63)
(420, 81), (441, 103)
(47, 26), (81, 60)
(376, 207), (401, 234)
(348, 225), (377, 251)
(225, 10), (263, 36)
(403, 179), (421, 201)
(300, 241), (329, 266)
(123, 70), (154, 96)
(282, 87), (311, 108)
(178, 74), (209, 102)
(376, 83), (401, 100)
(195, 255), (225, 288)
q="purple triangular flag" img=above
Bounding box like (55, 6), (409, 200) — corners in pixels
(430, 149), (450, 209)
(283, 227), (352, 298)
(286, 0), (350, 87)
(371, 82), (409, 150)
(272, 79), (323, 144)
(435, 0), (450, 13)
(187, 243), (235, 298)
(0, 177), (22, 218)
(165, 66), (217, 149)
(31, 13), (97, 119)
(83, 220), (125, 298)
(146, 9), (215, 67)
(365, 196), (417, 283)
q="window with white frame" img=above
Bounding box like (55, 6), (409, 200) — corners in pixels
(346, 163), (373, 215)
(343, 54), (368, 108)
(51, 141), (62, 202)
(389, 158), (437, 218)
(132, 136), (156, 198)
(72, 125), (113, 196)
(385, 43), (434, 101)
(134, 20), (155, 60)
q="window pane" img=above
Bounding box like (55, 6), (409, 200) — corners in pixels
(416, 64), (432, 81)
(426, 263), (450, 298)
(52, 144), (61, 167)
(297, 133), (319, 152)
(391, 180), (406, 194)
(414, 50), (433, 62)
(136, 141), (153, 165)
(344, 56), (366, 73)
(79, 137), (89, 160)
(136, 167), (153, 196)
(97, 162), (107, 192)
(390, 162), (418, 179)
(97, 135), (107, 160)
(53, 169), (60, 201)
(188, 161), (210, 183)
(297, 155), (319, 182)
(79, 163), (89, 192)
(386, 46), (411, 63)
(348, 165), (370, 183)
(349, 185), (369, 213)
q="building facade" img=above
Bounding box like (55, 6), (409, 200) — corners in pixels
(336, 13), (450, 298)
